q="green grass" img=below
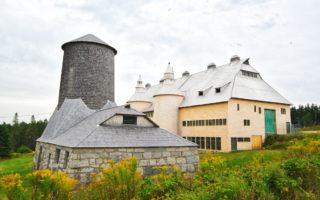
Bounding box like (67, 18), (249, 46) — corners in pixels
(0, 153), (34, 177)
(200, 149), (287, 168)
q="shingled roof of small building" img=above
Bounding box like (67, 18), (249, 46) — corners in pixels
(37, 99), (196, 148)
(61, 34), (117, 54)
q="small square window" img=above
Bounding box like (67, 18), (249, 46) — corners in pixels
(238, 138), (244, 142)
(244, 138), (251, 142)
(198, 91), (204, 96)
(215, 88), (221, 93)
(123, 115), (137, 125)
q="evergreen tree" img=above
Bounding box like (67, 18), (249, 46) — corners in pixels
(0, 124), (10, 157)
(31, 115), (36, 123)
(13, 112), (19, 125)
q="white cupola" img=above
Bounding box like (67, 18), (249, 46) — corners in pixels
(161, 62), (175, 84)
(135, 75), (145, 93)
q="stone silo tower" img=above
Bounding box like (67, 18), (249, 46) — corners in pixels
(58, 34), (117, 109)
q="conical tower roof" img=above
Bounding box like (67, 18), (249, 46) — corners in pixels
(62, 34), (117, 54)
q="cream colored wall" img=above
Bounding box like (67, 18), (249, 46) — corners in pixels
(127, 101), (151, 112)
(153, 94), (184, 134)
(228, 98), (291, 150)
(178, 103), (229, 151)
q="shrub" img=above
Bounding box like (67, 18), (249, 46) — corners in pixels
(81, 157), (141, 200)
(26, 169), (77, 200)
(16, 145), (32, 154)
(0, 173), (25, 200)
(138, 166), (185, 200)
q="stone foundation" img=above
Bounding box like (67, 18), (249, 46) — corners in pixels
(34, 142), (199, 183)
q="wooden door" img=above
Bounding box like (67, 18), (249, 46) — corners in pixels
(265, 109), (276, 134)
(252, 135), (262, 150)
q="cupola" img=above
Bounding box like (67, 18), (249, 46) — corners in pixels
(182, 71), (190, 77)
(135, 75), (145, 93)
(207, 62), (216, 69)
(230, 55), (240, 63)
(161, 62), (175, 84)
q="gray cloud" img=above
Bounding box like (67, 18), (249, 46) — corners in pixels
(0, 0), (319, 123)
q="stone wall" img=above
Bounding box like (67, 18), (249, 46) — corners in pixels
(34, 142), (199, 183)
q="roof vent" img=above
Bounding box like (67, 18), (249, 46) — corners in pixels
(230, 55), (240, 62)
(182, 71), (190, 77)
(145, 83), (151, 89)
(207, 63), (216, 69)
(124, 104), (131, 109)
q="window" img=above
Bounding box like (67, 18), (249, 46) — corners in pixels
(281, 108), (286, 115)
(237, 137), (250, 142)
(259, 107), (261, 114)
(254, 105), (257, 112)
(187, 121), (191, 126)
(242, 70), (258, 78)
(123, 115), (137, 125)
(145, 112), (154, 118)
(286, 122), (291, 134)
(215, 88), (221, 93)
(206, 137), (211, 149)
(64, 151), (69, 168)
(182, 121), (186, 126)
(55, 148), (61, 163)
(223, 119), (227, 125)
(200, 137), (205, 149)
(244, 119), (250, 126)
(185, 137), (221, 150)
(47, 153), (51, 168)
(237, 104), (240, 111)
(205, 120), (209, 126)
(198, 91), (204, 96)
(216, 119), (220, 125)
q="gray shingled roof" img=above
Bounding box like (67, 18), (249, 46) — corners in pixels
(37, 99), (196, 148)
(128, 58), (291, 107)
(61, 34), (117, 54)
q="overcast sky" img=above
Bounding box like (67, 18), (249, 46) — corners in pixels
(0, 0), (319, 123)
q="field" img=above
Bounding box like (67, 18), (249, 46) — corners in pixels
(0, 133), (319, 199)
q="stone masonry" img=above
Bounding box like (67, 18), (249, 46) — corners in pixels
(34, 142), (199, 183)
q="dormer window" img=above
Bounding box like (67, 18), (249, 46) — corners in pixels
(242, 70), (258, 78)
(123, 115), (137, 125)
(215, 88), (221, 93)
(198, 91), (204, 96)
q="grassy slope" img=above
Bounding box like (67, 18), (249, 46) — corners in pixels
(0, 153), (34, 176)
(214, 149), (286, 168)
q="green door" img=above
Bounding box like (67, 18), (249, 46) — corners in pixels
(231, 137), (237, 151)
(265, 109), (276, 134)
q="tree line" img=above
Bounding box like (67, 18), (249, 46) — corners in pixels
(291, 104), (320, 127)
(0, 113), (47, 157)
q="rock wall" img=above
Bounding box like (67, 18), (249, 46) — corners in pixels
(34, 142), (199, 183)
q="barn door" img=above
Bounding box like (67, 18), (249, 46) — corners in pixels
(265, 109), (276, 134)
